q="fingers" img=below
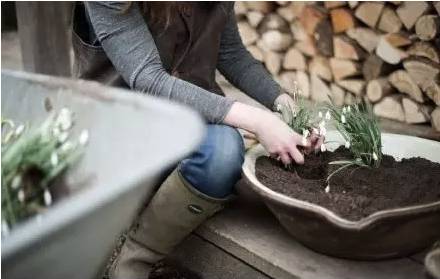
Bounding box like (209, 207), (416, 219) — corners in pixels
(280, 152), (292, 165)
(287, 145), (305, 164)
(295, 133), (311, 148)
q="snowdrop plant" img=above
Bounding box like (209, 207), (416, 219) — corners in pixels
(1, 109), (88, 233)
(325, 103), (382, 184)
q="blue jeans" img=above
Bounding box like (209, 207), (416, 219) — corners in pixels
(178, 125), (245, 199)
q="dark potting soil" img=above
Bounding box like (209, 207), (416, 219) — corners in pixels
(256, 147), (440, 221)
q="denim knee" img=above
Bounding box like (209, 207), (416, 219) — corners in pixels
(179, 125), (245, 199)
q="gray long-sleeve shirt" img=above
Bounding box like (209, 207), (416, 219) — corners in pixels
(85, 2), (281, 123)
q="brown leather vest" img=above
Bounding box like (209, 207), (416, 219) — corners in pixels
(72, 2), (231, 95)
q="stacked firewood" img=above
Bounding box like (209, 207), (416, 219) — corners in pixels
(235, 1), (440, 131)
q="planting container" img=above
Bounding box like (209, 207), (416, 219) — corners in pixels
(1, 70), (205, 279)
(243, 130), (440, 260)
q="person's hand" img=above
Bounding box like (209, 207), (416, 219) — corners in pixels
(254, 110), (310, 165)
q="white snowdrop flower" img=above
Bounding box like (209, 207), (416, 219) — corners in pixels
(325, 184), (330, 193)
(11, 175), (22, 190)
(58, 131), (69, 143)
(60, 141), (74, 152)
(302, 129), (310, 138)
(56, 108), (73, 131)
(341, 114), (346, 124)
(318, 111), (323, 118)
(372, 152), (378, 161)
(318, 120), (326, 129)
(320, 143), (327, 152)
(18, 190), (25, 203)
(319, 126), (327, 136)
(14, 124), (25, 136)
(325, 111), (331, 120)
(79, 129), (89, 145)
(1, 221), (10, 236)
(347, 106), (351, 112)
(50, 152), (59, 167)
(276, 104), (282, 111)
(44, 189), (52, 206)
(342, 107), (347, 114)
(345, 141), (351, 149)
(52, 126), (61, 138)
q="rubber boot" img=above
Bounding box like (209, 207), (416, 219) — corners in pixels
(109, 169), (229, 279)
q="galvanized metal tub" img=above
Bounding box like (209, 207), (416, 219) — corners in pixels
(243, 130), (440, 260)
(1, 70), (205, 279)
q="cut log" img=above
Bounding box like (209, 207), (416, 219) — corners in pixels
(294, 36), (318, 57)
(354, 2), (384, 28)
(415, 15), (440, 41)
(407, 42), (440, 63)
(261, 30), (292, 51)
(333, 36), (366, 60)
(314, 19), (334, 56)
(396, 2), (429, 30)
(402, 97), (432, 124)
(299, 5), (327, 35)
(277, 2), (304, 22)
(366, 78), (393, 103)
(329, 58), (360, 80)
(296, 70), (311, 98)
(362, 54), (393, 82)
(375, 34), (408, 65)
(234, 2), (248, 16)
(348, 1), (358, 9)
(336, 79), (365, 96)
(373, 95), (405, 122)
(245, 2), (276, 14)
(263, 51), (282, 75)
(330, 8), (355, 33)
(385, 33), (412, 47)
(403, 58), (440, 91)
(435, 2), (440, 16)
(425, 80), (440, 106)
(325, 1), (347, 9)
(311, 75), (332, 103)
(346, 27), (380, 53)
(389, 70), (424, 103)
(309, 56), (332, 81)
(431, 108), (440, 132)
(259, 14), (289, 33)
(290, 21), (308, 41)
(247, 11), (264, 28)
(283, 48), (307, 70)
(330, 83), (346, 106)
(237, 21), (259, 46)
(378, 6), (402, 33)
(247, 45), (264, 62)
(278, 71), (297, 94)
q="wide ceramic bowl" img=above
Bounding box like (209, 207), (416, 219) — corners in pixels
(243, 130), (440, 260)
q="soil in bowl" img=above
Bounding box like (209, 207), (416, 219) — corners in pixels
(255, 147), (440, 221)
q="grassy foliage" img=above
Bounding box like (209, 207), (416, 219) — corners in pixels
(327, 102), (382, 168)
(276, 97), (313, 135)
(1, 109), (87, 234)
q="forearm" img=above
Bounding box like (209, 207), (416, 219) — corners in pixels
(85, 1), (234, 123)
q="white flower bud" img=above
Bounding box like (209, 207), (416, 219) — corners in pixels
(325, 111), (331, 120)
(44, 189), (52, 206)
(347, 106), (351, 112)
(372, 152), (378, 161)
(342, 107), (347, 114)
(318, 111), (323, 118)
(11, 175), (22, 190)
(18, 190), (25, 203)
(15, 124), (25, 136)
(56, 108), (73, 131)
(60, 141), (74, 152)
(79, 129), (89, 145)
(341, 114), (346, 124)
(345, 141), (350, 149)
(325, 184), (330, 193)
(319, 126), (327, 136)
(58, 131), (69, 143)
(320, 143), (326, 152)
(50, 152), (59, 166)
